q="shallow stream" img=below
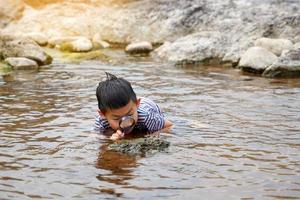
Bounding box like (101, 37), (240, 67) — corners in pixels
(1, 51), (300, 199)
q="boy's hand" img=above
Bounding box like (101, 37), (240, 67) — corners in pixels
(110, 130), (124, 140)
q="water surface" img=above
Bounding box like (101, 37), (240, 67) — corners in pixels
(1, 54), (300, 199)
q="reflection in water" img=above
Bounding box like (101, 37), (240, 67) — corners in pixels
(96, 144), (137, 185)
(0, 57), (300, 199)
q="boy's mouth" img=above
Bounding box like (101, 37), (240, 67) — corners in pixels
(119, 116), (136, 134)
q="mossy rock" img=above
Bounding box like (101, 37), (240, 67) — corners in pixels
(59, 42), (75, 52)
(44, 48), (110, 63)
(107, 137), (170, 156)
(0, 62), (13, 75)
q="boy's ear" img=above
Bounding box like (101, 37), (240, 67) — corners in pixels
(97, 109), (106, 119)
(136, 98), (141, 108)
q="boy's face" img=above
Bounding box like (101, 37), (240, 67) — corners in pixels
(98, 99), (141, 131)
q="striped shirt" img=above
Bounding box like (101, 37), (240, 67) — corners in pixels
(94, 97), (165, 133)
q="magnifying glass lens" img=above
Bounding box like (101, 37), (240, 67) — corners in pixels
(119, 116), (135, 134)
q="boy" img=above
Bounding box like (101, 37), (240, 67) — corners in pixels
(95, 72), (172, 140)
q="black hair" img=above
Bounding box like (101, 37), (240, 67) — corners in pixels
(96, 72), (137, 113)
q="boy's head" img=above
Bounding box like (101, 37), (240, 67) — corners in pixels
(96, 72), (140, 131)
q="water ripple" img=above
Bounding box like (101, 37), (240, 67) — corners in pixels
(0, 60), (300, 199)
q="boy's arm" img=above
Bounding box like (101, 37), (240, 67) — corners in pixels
(110, 119), (172, 140)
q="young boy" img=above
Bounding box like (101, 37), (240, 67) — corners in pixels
(94, 72), (172, 140)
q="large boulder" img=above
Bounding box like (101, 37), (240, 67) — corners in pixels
(254, 37), (294, 56)
(5, 57), (38, 70)
(154, 31), (225, 65)
(0, 34), (52, 65)
(238, 47), (278, 74)
(262, 49), (300, 78)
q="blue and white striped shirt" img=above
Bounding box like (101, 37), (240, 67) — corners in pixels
(94, 97), (165, 133)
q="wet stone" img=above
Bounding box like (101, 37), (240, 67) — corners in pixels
(107, 137), (170, 156)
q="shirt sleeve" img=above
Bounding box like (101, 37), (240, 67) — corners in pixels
(144, 111), (165, 132)
(94, 116), (106, 132)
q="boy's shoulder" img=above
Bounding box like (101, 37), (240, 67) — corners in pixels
(138, 97), (162, 114)
(94, 115), (110, 131)
(137, 97), (165, 132)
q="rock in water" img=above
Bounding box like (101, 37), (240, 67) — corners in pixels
(154, 31), (224, 65)
(238, 47), (278, 74)
(5, 57), (38, 70)
(0, 34), (52, 65)
(125, 41), (153, 54)
(59, 37), (93, 52)
(262, 49), (300, 78)
(107, 137), (170, 156)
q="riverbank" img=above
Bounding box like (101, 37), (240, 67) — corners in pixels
(1, 0), (300, 77)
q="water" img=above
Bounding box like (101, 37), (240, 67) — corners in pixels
(1, 52), (300, 199)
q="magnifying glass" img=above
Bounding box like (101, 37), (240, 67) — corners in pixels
(119, 116), (136, 134)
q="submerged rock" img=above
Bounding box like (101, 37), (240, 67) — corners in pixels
(262, 49), (300, 78)
(107, 137), (170, 156)
(238, 47), (278, 74)
(125, 41), (153, 54)
(5, 57), (38, 70)
(254, 38), (294, 56)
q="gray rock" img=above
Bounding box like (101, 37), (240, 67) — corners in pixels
(238, 47), (278, 74)
(254, 37), (293, 56)
(262, 49), (300, 78)
(154, 31), (225, 65)
(5, 57), (38, 70)
(294, 42), (300, 49)
(125, 41), (153, 54)
(0, 34), (52, 65)
(107, 137), (170, 156)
